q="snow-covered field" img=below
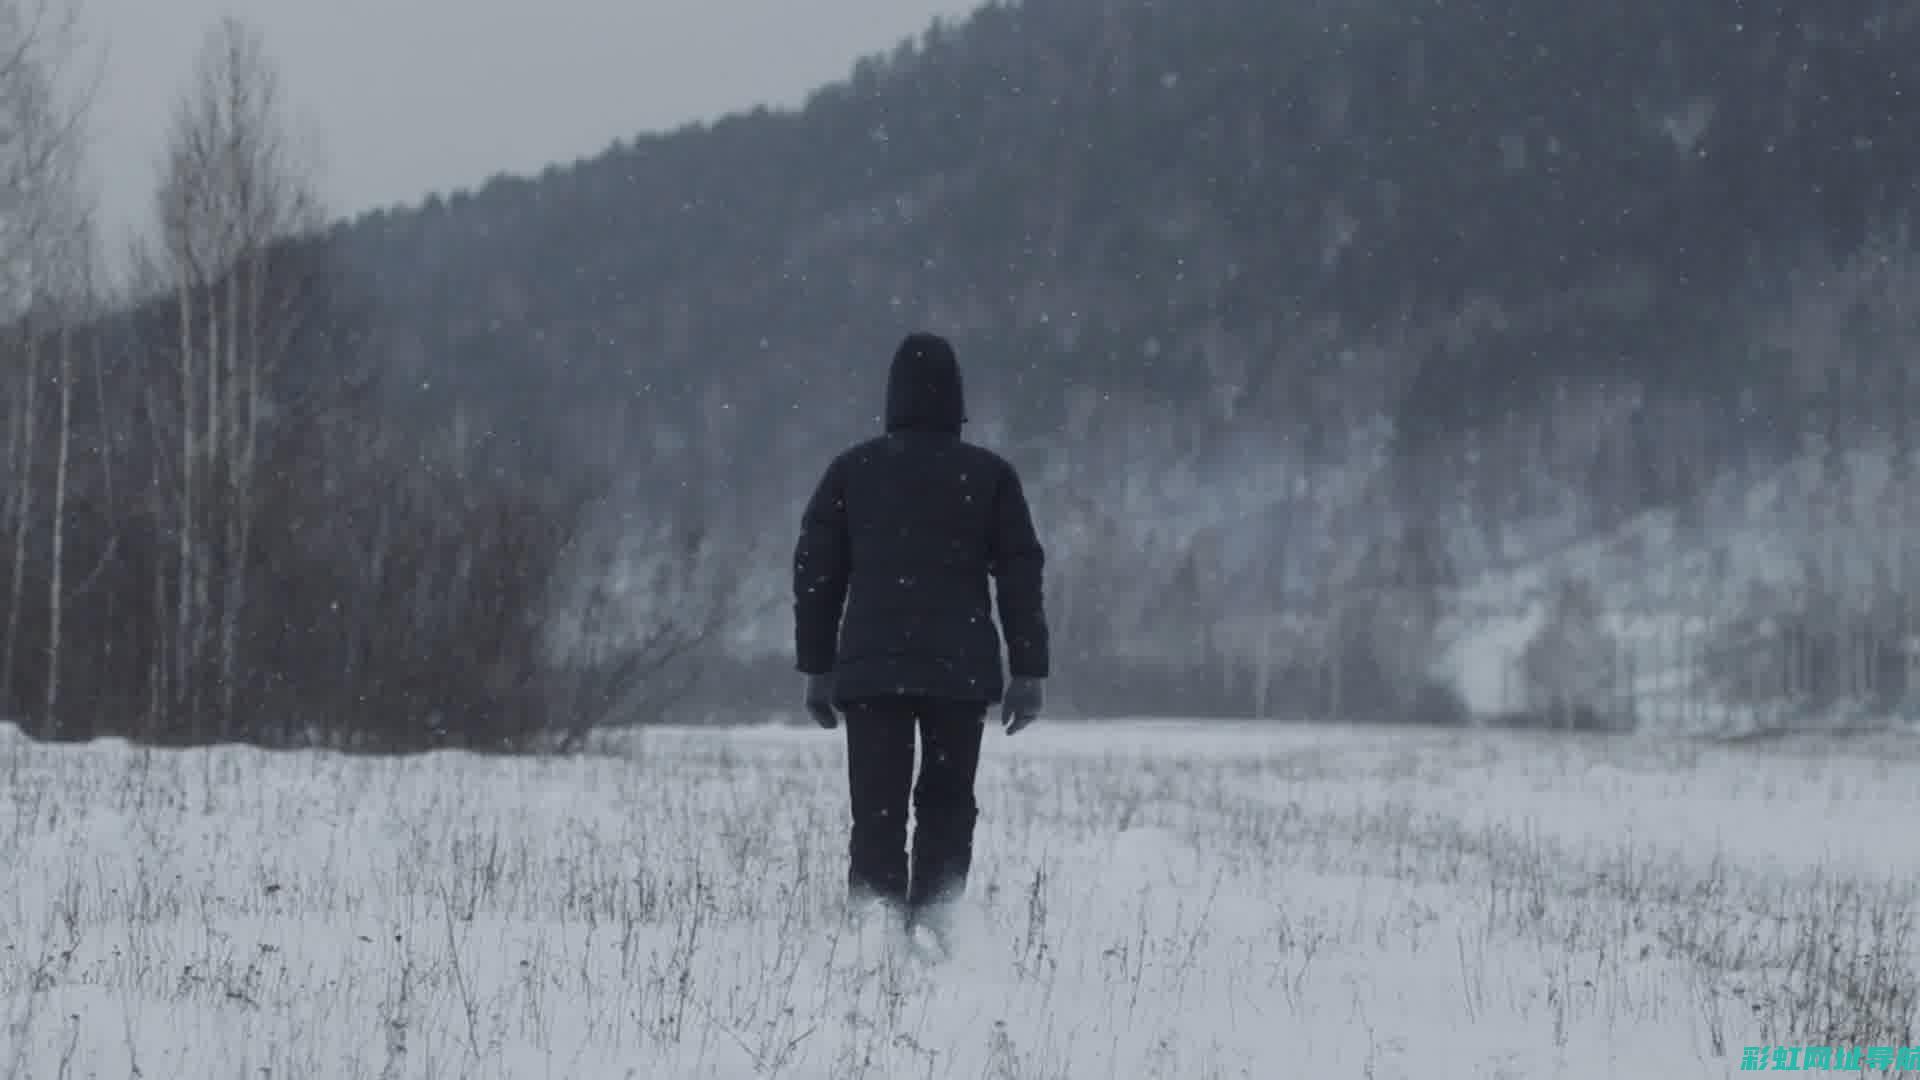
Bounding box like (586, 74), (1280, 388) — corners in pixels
(2, 720), (1916, 1078)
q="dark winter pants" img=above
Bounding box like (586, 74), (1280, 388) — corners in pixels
(842, 696), (986, 916)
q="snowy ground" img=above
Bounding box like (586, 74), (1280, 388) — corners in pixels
(2, 721), (1916, 1078)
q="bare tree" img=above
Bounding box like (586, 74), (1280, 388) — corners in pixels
(541, 509), (745, 748)
(42, 211), (101, 737)
(142, 14), (322, 736)
(531, 392), (764, 746)
(0, 0), (96, 729)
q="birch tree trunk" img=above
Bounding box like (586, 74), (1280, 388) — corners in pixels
(151, 14), (322, 739)
(2, 339), (37, 701)
(45, 321), (71, 733)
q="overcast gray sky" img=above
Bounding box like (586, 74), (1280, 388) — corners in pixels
(78, 0), (982, 241)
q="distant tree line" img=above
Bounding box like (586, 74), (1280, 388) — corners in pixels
(0, 12), (734, 750)
(8, 0), (1920, 744)
(295, 0), (1920, 731)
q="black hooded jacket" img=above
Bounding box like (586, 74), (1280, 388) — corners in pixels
(792, 333), (1049, 705)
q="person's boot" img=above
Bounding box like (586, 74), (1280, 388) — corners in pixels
(839, 886), (910, 974)
(907, 816), (974, 960)
(907, 899), (956, 961)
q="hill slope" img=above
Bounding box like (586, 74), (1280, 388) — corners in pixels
(45, 0), (1920, 731)
(328, 0), (1919, 452)
(305, 0), (1920, 720)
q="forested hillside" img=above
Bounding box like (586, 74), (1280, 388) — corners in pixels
(333, 0), (1915, 443)
(6, 0), (1919, 744)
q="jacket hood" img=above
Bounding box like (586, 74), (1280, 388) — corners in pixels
(884, 332), (967, 434)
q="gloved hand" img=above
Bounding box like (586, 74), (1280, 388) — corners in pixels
(1001, 676), (1043, 735)
(805, 672), (838, 729)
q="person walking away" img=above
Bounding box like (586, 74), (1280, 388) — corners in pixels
(791, 331), (1049, 957)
